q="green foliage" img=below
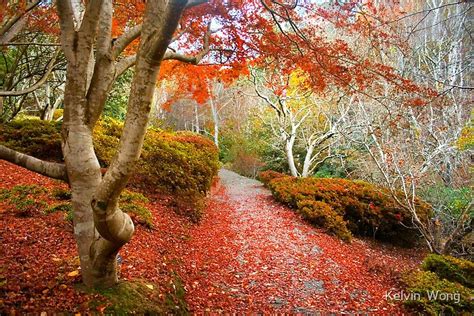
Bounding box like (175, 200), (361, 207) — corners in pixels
(138, 131), (219, 221)
(0, 118), (220, 220)
(420, 185), (472, 218)
(403, 255), (474, 315)
(119, 190), (153, 228)
(93, 117), (123, 167)
(119, 190), (149, 204)
(297, 199), (352, 242)
(259, 171), (431, 245)
(51, 188), (72, 201)
(103, 69), (134, 121)
(46, 202), (72, 214)
(403, 271), (473, 315)
(313, 159), (350, 179)
(87, 278), (188, 315)
(0, 119), (63, 162)
(419, 185), (473, 257)
(64, 209), (74, 223)
(219, 126), (267, 177)
(0, 185), (48, 217)
(422, 254), (474, 288)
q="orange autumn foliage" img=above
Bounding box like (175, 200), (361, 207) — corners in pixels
(259, 170), (431, 245)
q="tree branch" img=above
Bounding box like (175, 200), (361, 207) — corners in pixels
(0, 49), (60, 97)
(163, 21), (212, 64)
(0, 0), (41, 40)
(0, 145), (67, 181)
(115, 55), (137, 80)
(112, 24), (142, 59)
(56, 0), (77, 62)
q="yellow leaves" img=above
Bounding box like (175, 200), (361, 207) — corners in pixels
(145, 284), (154, 290)
(456, 125), (473, 151)
(67, 270), (79, 277)
(286, 68), (312, 110)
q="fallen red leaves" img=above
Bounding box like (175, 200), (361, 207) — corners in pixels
(0, 161), (425, 313)
(175, 170), (426, 313)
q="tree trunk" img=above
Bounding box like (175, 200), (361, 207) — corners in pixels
(210, 99), (219, 148)
(285, 133), (298, 177)
(301, 143), (315, 177)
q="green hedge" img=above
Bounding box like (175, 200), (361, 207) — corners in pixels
(422, 254), (474, 288)
(258, 170), (431, 245)
(0, 118), (63, 162)
(0, 118), (219, 220)
(403, 254), (474, 315)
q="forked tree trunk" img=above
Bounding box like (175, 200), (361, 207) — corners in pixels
(0, 0), (192, 287)
(56, 0), (188, 287)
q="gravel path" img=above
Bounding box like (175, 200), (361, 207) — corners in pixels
(181, 169), (421, 313)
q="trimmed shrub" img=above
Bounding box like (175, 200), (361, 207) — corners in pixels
(0, 118), (219, 220)
(422, 254), (474, 288)
(403, 254), (474, 315)
(119, 190), (153, 228)
(297, 199), (352, 242)
(137, 130), (219, 221)
(0, 119), (63, 162)
(403, 270), (473, 315)
(259, 172), (431, 245)
(258, 170), (288, 186)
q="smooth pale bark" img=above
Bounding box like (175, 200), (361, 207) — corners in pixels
(209, 90), (219, 148)
(55, 0), (189, 288)
(301, 143), (315, 178)
(285, 131), (298, 177)
(1, 0), (197, 287)
(0, 145), (67, 181)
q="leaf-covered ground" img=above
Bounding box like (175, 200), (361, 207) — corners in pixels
(0, 161), (425, 313)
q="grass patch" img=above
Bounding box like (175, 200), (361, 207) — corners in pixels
(120, 190), (153, 228)
(86, 276), (188, 315)
(0, 185), (48, 216)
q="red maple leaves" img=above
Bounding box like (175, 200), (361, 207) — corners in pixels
(0, 160), (425, 313)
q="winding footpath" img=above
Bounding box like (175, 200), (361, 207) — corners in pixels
(0, 160), (423, 313)
(179, 169), (423, 314)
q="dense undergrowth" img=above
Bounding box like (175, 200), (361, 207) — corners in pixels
(0, 117), (219, 220)
(403, 254), (474, 315)
(258, 170), (431, 245)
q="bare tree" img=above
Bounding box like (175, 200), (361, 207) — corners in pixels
(250, 67), (351, 177)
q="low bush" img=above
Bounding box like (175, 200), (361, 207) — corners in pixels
(258, 171), (431, 244)
(46, 202), (73, 214)
(0, 185), (49, 217)
(137, 130), (219, 221)
(297, 199), (352, 242)
(258, 170), (287, 186)
(48, 187), (154, 228)
(119, 190), (153, 228)
(0, 119), (62, 162)
(403, 254), (474, 315)
(0, 118), (220, 220)
(422, 254), (474, 288)
(403, 270), (473, 315)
